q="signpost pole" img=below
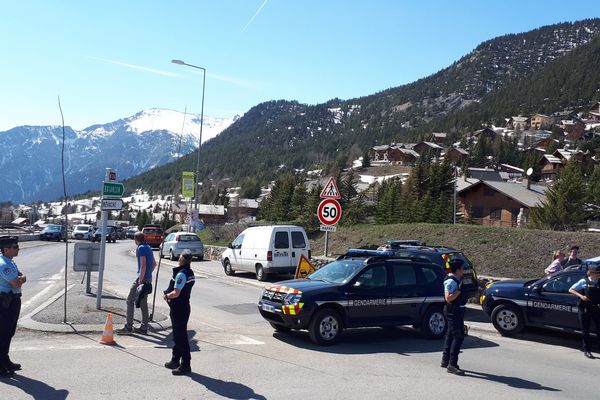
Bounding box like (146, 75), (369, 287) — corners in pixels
(324, 231), (329, 257)
(96, 168), (111, 309)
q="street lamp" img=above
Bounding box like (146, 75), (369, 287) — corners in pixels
(171, 59), (206, 211)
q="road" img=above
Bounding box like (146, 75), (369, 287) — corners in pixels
(1, 241), (597, 399)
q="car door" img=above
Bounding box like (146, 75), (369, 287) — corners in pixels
(164, 233), (175, 253)
(526, 272), (582, 330)
(346, 264), (392, 326)
(272, 230), (292, 269)
(229, 233), (245, 270)
(290, 230), (308, 269)
(388, 262), (422, 324)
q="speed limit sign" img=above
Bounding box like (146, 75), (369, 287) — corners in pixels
(318, 199), (342, 225)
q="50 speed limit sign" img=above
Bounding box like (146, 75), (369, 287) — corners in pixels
(318, 199), (342, 225)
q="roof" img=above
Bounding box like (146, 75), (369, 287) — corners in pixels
(458, 180), (547, 208)
(511, 116), (530, 122)
(416, 141), (443, 150)
(198, 204), (225, 216)
(372, 145), (389, 151)
(540, 154), (562, 164)
(431, 132), (447, 138)
(447, 147), (468, 155)
(467, 168), (505, 181)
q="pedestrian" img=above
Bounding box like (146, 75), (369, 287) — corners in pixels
(0, 236), (26, 377)
(563, 245), (582, 268)
(544, 250), (566, 275)
(441, 260), (466, 375)
(118, 232), (155, 335)
(568, 264), (600, 359)
(163, 249), (195, 375)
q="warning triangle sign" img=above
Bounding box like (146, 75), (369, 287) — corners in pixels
(294, 254), (316, 279)
(320, 177), (341, 199)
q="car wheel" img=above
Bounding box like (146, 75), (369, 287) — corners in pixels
(256, 264), (267, 281)
(309, 308), (343, 346)
(269, 322), (291, 333)
(491, 303), (524, 336)
(420, 306), (447, 339)
(223, 259), (235, 276)
(198, 255), (204, 261)
(170, 250), (177, 261)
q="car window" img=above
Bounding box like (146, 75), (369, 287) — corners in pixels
(274, 231), (289, 249)
(390, 264), (417, 287)
(355, 265), (387, 289)
(180, 234), (200, 242)
(420, 266), (441, 284)
(291, 231), (306, 249)
(165, 234), (174, 241)
(309, 260), (363, 284)
(232, 234), (244, 249)
(542, 274), (581, 294)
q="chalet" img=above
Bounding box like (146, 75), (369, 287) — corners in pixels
(370, 145), (419, 165)
(585, 102), (600, 122)
(444, 147), (469, 165)
(457, 179), (547, 227)
(553, 149), (596, 169)
(530, 114), (553, 130)
(538, 154), (563, 181)
(413, 141), (443, 158)
(532, 137), (559, 151)
(499, 164), (524, 180)
(561, 118), (586, 141)
(472, 127), (497, 140)
(430, 132), (447, 145)
(467, 168), (507, 182)
(509, 116), (530, 131)
(521, 147), (546, 159)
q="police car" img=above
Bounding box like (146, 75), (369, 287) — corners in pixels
(258, 249), (447, 345)
(481, 261), (598, 336)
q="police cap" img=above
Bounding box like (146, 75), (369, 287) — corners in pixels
(180, 249), (193, 261)
(0, 236), (18, 249)
(588, 264), (600, 274)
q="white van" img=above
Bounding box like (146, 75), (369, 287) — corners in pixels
(72, 224), (94, 240)
(221, 225), (311, 281)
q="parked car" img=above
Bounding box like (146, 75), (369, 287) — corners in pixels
(258, 248), (447, 345)
(92, 226), (117, 243)
(125, 228), (137, 239)
(113, 226), (126, 240)
(160, 232), (204, 261)
(40, 224), (66, 241)
(71, 224), (94, 240)
(142, 224), (164, 248)
(221, 225), (311, 281)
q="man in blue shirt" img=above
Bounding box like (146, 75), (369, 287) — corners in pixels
(441, 261), (466, 375)
(118, 232), (156, 335)
(569, 264), (600, 358)
(0, 236), (26, 377)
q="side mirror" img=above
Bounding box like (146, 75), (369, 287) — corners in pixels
(353, 281), (362, 288)
(228, 242), (233, 249)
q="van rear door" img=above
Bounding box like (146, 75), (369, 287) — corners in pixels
(290, 229), (309, 268)
(272, 229), (292, 270)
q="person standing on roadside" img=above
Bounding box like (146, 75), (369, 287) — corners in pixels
(563, 245), (582, 268)
(441, 261), (466, 376)
(118, 232), (155, 335)
(0, 236), (26, 377)
(163, 249), (195, 376)
(545, 250), (566, 275)
(569, 264), (600, 359)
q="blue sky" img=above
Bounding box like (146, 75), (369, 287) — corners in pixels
(2, 1), (599, 131)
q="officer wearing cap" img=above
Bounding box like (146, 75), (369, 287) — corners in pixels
(569, 264), (600, 359)
(441, 260), (466, 375)
(163, 249), (195, 375)
(0, 236), (26, 377)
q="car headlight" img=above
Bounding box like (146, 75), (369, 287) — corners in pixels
(283, 294), (302, 305)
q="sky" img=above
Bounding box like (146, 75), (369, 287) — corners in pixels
(2, 0), (599, 131)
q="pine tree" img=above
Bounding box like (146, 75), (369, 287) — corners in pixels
(587, 166), (600, 220)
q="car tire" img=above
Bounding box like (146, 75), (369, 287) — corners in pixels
(309, 308), (343, 346)
(269, 322), (291, 333)
(491, 303), (524, 336)
(420, 306), (447, 339)
(170, 250), (177, 261)
(223, 259), (235, 276)
(198, 255), (204, 261)
(256, 264), (267, 281)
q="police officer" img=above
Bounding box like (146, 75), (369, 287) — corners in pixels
(441, 261), (466, 375)
(0, 236), (26, 377)
(568, 264), (600, 359)
(163, 249), (195, 375)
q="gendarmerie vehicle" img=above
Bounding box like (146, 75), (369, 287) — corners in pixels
(258, 249), (447, 345)
(481, 261), (599, 336)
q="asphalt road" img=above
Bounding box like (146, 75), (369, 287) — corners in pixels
(2, 240), (597, 399)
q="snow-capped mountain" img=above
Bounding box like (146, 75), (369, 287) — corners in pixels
(0, 109), (239, 203)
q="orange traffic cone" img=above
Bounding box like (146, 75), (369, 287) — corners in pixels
(99, 313), (116, 345)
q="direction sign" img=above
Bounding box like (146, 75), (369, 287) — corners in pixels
(318, 199), (342, 225)
(103, 182), (124, 197)
(320, 177), (341, 199)
(101, 198), (124, 211)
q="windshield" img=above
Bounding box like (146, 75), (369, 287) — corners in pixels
(44, 225), (61, 232)
(179, 235), (200, 242)
(308, 260), (364, 284)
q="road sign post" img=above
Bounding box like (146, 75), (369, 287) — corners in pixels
(317, 188), (342, 257)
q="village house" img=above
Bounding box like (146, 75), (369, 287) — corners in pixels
(561, 118), (586, 141)
(585, 102), (600, 122)
(457, 178), (547, 227)
(471, 127), (497, 141)
(413, 141), (443, 158)
(530, 114), (553, 130)
(370, 145), (419, 165)
(509, 116), (531, 131)
(443, 147), (469, 165)
(499, 164), (525, 180)
(538, 154), (563, 181)
(429, 132), (447, 145)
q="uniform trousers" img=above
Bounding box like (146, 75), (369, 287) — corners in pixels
(0, 295), (20, 367)
(170, 302), (191, 364)
(442, 307), (465, 367)
(578, 303), (600, 352)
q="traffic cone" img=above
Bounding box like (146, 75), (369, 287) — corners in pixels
(99, 313), (116, 345)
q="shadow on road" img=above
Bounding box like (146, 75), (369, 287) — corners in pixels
(225, 271), (293, 284)
(190, 372), (267, 400)
(3, 374), (69, 400)
(273, 326), (498, 355)
(464, 369), (561, 392)
(125, 329), (201, 353)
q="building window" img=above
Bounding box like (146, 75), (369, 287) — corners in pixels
(490, 208), (502, 220)
(471, 207), (483, 219)
(511, 208), (520, 223)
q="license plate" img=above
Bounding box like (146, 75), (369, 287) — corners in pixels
(262, 304), (274, 313)
(462, 278), (472, 285)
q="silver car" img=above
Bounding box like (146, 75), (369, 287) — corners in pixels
(160, 232), (204, 261)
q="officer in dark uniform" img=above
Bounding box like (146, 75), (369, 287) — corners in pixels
(441, 261), (466, 375)
(163, 249), (195, 375)
(569, 264), (600, 359)
(0, 236), (26, 378)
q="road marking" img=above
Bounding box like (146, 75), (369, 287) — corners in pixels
(21, 268), (65, 310)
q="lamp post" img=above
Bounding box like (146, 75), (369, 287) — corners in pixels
(171, 59), (206, 211)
